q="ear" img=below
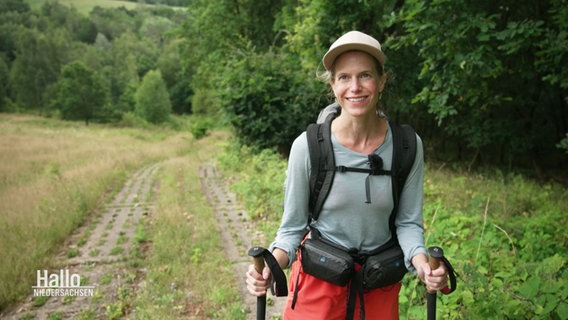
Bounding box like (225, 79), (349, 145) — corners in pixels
(329, 78), (338, 99)
(377, 73), (387, 92)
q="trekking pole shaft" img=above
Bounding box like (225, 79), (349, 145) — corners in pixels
(427, 247), (443, 320)
(252, 256), (266, 320)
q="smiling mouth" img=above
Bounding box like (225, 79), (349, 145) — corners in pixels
(347, 97), (366, 102)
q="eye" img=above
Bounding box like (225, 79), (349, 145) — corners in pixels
(360, 72), (372, 79)
(337, 74), (349, 81)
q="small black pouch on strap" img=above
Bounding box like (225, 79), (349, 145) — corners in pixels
(300, 236), (354, 287)
(361, 242), (407, 290)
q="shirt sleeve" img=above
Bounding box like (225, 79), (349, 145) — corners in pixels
(269, 132), (311, 268)
(395, 133), (427, 274)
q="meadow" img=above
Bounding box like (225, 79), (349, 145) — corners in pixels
(0, 114), (190, 308)
(24, 0), (182, 14)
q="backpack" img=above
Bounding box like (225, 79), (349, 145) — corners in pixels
(306, 103), (417, 244)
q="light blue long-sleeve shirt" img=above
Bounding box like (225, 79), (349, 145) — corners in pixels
(270, 122), (427, 273)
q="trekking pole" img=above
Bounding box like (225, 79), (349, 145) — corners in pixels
(248, 247), (267, 320)
(427, 246), (444, 320)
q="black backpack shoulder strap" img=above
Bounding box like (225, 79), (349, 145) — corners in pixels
(388, 121), (417, 232)
(306, 112), (337, 222)
(306, 116), (417, 227)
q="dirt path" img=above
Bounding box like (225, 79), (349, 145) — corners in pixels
(199, 164), (287, 320)
(2, 162), (286, 320)
(2, 164), (159, 320)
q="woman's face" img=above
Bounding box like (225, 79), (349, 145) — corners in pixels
(330, 51), (386, 118)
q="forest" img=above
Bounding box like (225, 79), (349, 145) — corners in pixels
(0, 0), (566, 179)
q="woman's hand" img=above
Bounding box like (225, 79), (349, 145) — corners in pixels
(245, 264), (271, 296)
(413, 253), (448, 292)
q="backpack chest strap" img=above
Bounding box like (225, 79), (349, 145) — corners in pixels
(334, 166), (393, 204)
(335, 165), (392, 176)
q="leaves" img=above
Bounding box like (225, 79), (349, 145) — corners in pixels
(52, 61), (107, 125)
(387, 0), (567, 169)
(135, 70), (172, 124)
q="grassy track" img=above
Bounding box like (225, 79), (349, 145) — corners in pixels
(0, 114), (243, 318)
(133, 134), (246, 319)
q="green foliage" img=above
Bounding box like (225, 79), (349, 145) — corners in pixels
(40, 0), (97, 43)
(1, 0), (565, 174)
(0, 0), (30, 13)
(217, 143), (287, 234)
(222, 147), (568, 319)
(401, 166), (568, 320)
(558, 134), (568, 154)
(8, 27), (65, 112)
(387, 0), (567, 170)
(52, 61), (107, 124)
(219, 46), (320, 151)
(189, 116), (211, 140)
(135, 69), (172, 124)
(180, 0), (288, 120)
(157, 39), (191, 114)
(118, 111), (150, 129)
(282, 0), (399, 71)
(89, 6), (138, 41)
(0, 57), (8, 111)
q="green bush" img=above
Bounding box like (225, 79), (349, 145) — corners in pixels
(218, 46), (325, 153)
(189, 117), (211, 140)
(400, 166), (568, 320)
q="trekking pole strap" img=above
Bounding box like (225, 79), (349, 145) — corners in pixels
(440, 255), (458, 294)
(248, 246), (288, 297)
(428, 246), (458, 294)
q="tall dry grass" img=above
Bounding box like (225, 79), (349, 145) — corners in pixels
(0, 114), (192, 309)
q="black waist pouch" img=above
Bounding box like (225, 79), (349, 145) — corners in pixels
(362, 243), (407, 290)
(300, 237), (354, 287)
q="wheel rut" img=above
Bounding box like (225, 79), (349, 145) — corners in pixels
(1, 164), (159, 320)
(2, 162), (286, 320)
(199, 164), (286, 320)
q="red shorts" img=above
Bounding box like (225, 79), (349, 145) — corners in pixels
(283, 258), (401, 320)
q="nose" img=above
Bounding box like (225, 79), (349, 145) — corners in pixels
(350, 77), (361, 91)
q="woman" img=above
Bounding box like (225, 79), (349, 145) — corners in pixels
(246, 31), (448, 320)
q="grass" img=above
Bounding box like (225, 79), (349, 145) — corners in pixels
(24, 0), (185, 15)
(0, 114), (191, 309)
(0, 113), (245, 318)
(26, 0), (147, 14)
(132, 133), (246, 319)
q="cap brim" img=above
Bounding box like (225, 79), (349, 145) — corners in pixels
(322, 43), (385, 71)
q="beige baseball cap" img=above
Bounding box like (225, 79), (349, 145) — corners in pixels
(322, 31), (385, 71)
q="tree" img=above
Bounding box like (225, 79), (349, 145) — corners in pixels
(0, 57), (8, 111)
(180, 0), (287, 116)
(52, 61), (107, 125)
(135, 69), (172, 124)
(157, 39), (191, 114)
(38, 0), (96, 43)
(0, 0), (31, 62)
(8, 28), (64, 113)
(388, 0), (567, 172)
(89, 6), (138, 41)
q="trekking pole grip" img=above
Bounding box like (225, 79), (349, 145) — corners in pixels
(427, 246), (444, 293)
(248, 246), (267, 320)
(253, 256), (265, 275)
